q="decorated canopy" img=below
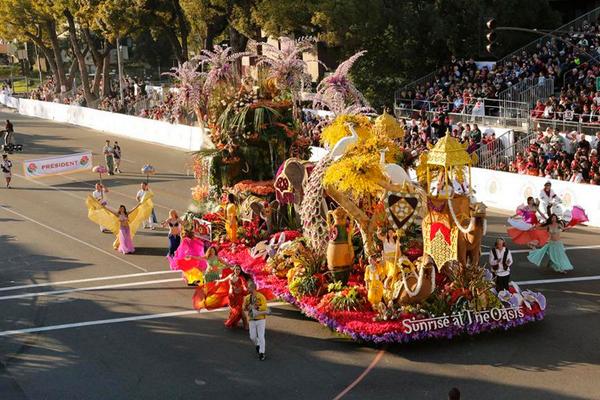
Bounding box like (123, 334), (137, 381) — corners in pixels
(426, 132), (471, 167)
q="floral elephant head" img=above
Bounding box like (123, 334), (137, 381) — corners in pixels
(274, 158), (314, 208)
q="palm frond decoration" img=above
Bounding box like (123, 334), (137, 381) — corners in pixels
(312, 50), (370, 115)
(256, 36), (324, 93)
(193, 45), (251, 95)
(162, 60), (206, 119)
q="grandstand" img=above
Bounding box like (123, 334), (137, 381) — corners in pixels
(394, 6), (600, 185)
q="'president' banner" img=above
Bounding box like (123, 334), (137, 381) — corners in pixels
(23, 151), (92, 178)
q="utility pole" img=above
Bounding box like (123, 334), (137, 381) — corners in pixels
(117, 36), (124, 102)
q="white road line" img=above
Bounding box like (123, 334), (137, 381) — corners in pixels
(482, 244), (600, 256)
(517, 275), (600, 286)
(0, 204), (148, 272)
(0, 270), (178, 292)
(0, 278), (183, 301)
(0, 301), (288, 337)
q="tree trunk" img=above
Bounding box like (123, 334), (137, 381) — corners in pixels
(165, 28), (185, 65)
(172, 0), (189, 62)
(205, 15), (227, 50)
(101, 46), (112, 97)
(64, 10), (95, 106)
(23, 31), (59, 93)
(46, 19), (68, 91)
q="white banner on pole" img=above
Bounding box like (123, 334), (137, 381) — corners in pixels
(23, 151), (93, 178)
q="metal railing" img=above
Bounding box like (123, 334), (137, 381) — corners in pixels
(499, 6), (600, 63)
(474, 129), (515, 169)
(485, 130), (538, 169)
(534, 116), (600, 137)
(393, 98), (530, 129)
(394, 6), (600, 103)
(499, 77), (555, 107)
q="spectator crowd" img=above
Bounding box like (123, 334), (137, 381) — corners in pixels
(492, 127), (600, 185)
(398, 17), (600, 123)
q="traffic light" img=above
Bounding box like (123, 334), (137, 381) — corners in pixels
(486, 18), (497, 53)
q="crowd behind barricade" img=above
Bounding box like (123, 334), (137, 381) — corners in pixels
(399, 18), (600, 118)
(27, 75), (180, 120)
(489, 127), (600, 185)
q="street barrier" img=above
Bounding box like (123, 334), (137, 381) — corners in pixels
(0, 93), (210, 151)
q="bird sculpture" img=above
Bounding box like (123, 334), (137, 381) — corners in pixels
(329, 122), (359, 159)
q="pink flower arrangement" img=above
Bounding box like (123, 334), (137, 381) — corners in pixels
(216, 243), (545, 344)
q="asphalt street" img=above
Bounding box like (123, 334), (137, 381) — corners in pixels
(0, 110), (599, 400)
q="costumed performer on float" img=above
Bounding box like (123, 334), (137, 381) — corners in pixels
(506, 197), (549, 248)
(225, 193), (239, 243)
(86, 193), (154, 254)
(527, 214), (574, 274)
(169, 229), (207, 285)
(538, 181), (588, 227)
(376, 228), (397, 278)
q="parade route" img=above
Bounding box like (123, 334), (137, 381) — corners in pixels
(1, 111), (600, 400)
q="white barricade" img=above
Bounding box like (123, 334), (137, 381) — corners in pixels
(471, 168), (600, 227)
(0, 95), (210, 151)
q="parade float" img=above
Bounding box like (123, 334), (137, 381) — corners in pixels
(172, 38), (546, 344)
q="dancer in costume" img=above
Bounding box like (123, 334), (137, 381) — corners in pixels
(203, 246), (225, 283)
(218, 265), (249, 329)
(537, 181), (589, 228)
(488, 238), (513, 291)
(169, 230), (207, 285)
(161, 209), (182, 257)
(539, 181), (560, 218)
(115, 205), (135, 254)
(86, 193), (154, 253)
(92, 183), (109, 232)
(527, 214), (574, 274)
(225, 193), (239, 243)
(506, 197), (549, 248)
(136, 182), (157, 229)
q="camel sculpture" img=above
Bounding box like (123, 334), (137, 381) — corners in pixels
(451, 201), (487, 267)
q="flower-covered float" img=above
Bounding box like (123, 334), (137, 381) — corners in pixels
(170, 39), (545, 344)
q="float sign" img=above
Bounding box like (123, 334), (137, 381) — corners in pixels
(23, 151), (92, 178)
(402, 306), (525, 334)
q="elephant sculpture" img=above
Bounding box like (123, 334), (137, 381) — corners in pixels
(451, 201), (487, 267)
(250, 199), (280, 234)
(274, 158), (315, 214)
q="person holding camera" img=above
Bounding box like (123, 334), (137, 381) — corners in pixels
(489, 237), (513, 291)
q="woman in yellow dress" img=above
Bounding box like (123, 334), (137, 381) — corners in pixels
(377, 228), (397, 277)
(225, 193), (239, 243)
(364, 256), (384, 308)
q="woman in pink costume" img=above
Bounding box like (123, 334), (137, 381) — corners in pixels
(507, 197), (549, 249)
(169, 230), (207, 284)
(116, 205), (135, 254)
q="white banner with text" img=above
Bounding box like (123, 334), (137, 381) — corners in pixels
(23, 151), (92, 178)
